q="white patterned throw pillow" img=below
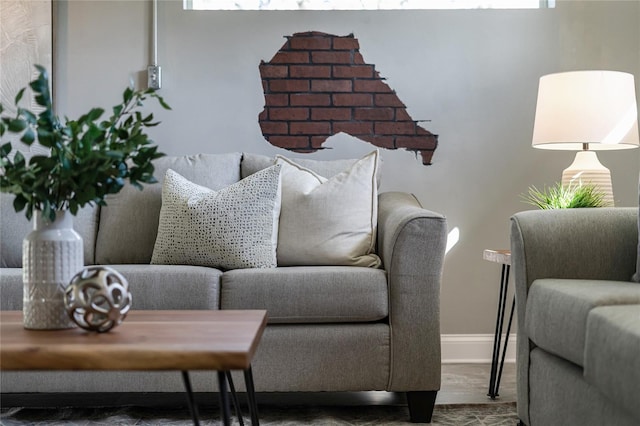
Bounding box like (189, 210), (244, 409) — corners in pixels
(151, 165), (282, 270)
(275, 151), (381, 268)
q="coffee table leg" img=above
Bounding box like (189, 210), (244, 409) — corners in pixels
(226, 371), (245, 426)
(244, 366), (260, 425)
(218, 370), (232, 426)
(181, 371), (200, 426)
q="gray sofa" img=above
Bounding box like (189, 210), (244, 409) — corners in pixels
(0, 152), (447, 423)
(510, 208), (640, 426)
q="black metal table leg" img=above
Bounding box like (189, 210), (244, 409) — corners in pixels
(226, 371), (245, 426)
(244, 366), (260, 425)
(496, 292), (516, 397)
(488, 264), (512, 399)
(218, 370), (232, 426)
(183, 368), (256, 425)
(181, 371), (200, 426)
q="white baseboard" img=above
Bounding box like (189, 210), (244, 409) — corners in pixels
(441, 334), (517, 364)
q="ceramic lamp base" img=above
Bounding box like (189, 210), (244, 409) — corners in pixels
(561, 151), (614, 207)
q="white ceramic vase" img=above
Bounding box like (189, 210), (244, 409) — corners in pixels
(23, 210), (83, 330)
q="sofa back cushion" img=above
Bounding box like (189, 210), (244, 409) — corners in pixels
(95, 153), (242, 264)
(241, 152), (382, 188)
(1, 194), (99, 267)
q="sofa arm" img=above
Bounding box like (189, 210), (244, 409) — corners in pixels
(510, 207), (637, 426)
(511, 208), (637, 295)
(377, 192), (447, 391)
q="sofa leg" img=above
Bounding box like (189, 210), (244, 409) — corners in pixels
(406, 391), (437, 423)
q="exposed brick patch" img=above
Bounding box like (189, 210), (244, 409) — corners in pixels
(375, 94), (406, 107)
(395, 108), (413, 121)
(290, 65), (331, 78)
(268, 136), (310, 149)
(354, 53), (368, 66)
(375, 121), (418, 135)
(354, 79), (393, 93)
(333, 65), (374, 79)
(419, 150), (435, 164)
(333, 93), (373, 107)
(333, 36), (360, 50)
(260, 121), (288, 135)
(269, 79), (310, 93)
(311, 135), (329, 149)
(312, 51), (353, 64)
(264, 94), (289, 107)
(311, 79), (352, 92)
(270, 51), (310, 64)
(290, 93), (331, 106)
(290, 121), (331, 135)
(311, 108), (352, 121)
(269, 107), (309, 121)
(258, 31), (438, 164)
(289, 35), (332, 51)
(359, 135), (396, 149)
(259, 64), (289, 78)
(332, 121), (373, 136)
(396, 136), (438, 150)
(354, 108), (394, 121)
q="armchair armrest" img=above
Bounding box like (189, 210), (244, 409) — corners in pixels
(510, 208), (637, 294)
(377, 192), (447, 391)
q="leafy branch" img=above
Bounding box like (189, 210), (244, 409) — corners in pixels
(0, 65), (170, 221)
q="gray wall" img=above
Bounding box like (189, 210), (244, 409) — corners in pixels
(52, 0), (640, 334)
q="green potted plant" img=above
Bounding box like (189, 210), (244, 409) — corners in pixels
(0, 65), (170, 329)
(521, 180), (610, 209)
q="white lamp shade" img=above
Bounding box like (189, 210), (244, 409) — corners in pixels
(532, 70), (640, 150)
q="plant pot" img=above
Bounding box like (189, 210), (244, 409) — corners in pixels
(23, 210), (83, 330)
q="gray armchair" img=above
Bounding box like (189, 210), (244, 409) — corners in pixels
(510, 208), (640, 426)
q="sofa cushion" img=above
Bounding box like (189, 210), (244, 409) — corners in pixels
(95, 153), (242, 264)
(107, 264), (222, 310)
(1, 194), (99, 267)
(241, 152), (382, 188)
(584, 305), (640, 420)
(275, 151), (381, 267)
(151, 166), (281, 270)
(220, 266), (388, 323)
(0, 264), (222, 311)
(525, 279), (640, 367)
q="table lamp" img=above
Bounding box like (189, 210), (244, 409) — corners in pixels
(531, 70), (639, 206)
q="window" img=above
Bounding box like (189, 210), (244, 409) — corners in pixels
(185, 0), (555, 10)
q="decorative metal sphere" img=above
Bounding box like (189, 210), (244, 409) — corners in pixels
(64, 266), (132, 333)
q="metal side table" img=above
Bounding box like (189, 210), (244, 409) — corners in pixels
(483, 249), (515, 400)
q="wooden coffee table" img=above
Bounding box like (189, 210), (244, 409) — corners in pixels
(0, 310), (267, 426)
